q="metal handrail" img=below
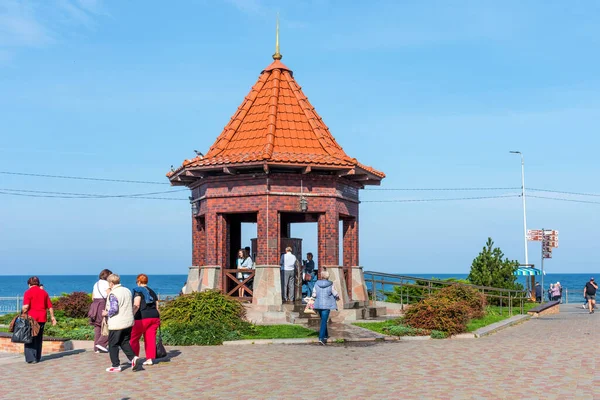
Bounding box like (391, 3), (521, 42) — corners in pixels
(364, 271), (529, 315)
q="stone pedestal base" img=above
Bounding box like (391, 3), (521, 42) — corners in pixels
(322, 265), (351, 309)
(182, 266), (200, 294)
(199, 265), (221, 291)
(183, 265), (221, 294)
(252, 265), (283, 311)
(350, 266), (369, 305)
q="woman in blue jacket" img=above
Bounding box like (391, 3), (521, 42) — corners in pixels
(312, 270), (340, 345)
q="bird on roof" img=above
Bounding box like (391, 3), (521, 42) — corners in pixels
(194, 150), (204, 158)
(170, 165), (175, 172)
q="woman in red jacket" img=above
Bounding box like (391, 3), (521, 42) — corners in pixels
(22, 276), (57, 363)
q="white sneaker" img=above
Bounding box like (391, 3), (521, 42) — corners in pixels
(143, 359), (153, 366)
(106, 366), (122, 372)
(95, 344), (108, 352)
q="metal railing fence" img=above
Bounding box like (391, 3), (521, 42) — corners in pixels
(364, 271), (532, 315)
(0, 294), (179, 315)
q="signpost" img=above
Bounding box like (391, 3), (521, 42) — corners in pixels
(528, 229), (559, 302)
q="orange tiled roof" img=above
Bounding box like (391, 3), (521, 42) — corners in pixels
(170, 59), (384, 179)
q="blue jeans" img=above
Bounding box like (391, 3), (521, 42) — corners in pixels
(302, 273), (317, 298)
(316, 309), (330, 341)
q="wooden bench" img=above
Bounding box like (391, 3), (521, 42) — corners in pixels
(0, 332), (73, 354)
(527, 300), (560, 317)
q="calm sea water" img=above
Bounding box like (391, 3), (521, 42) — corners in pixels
(369, 273), (593, 304)
(0, 275), (187, 297)
(0, 273), (592, 301)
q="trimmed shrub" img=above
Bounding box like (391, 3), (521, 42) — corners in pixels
(435, 284), (486, 319)
(53, 292), (92, 319)
(161, 322), (246, 346)
(161, 290), (247, 327)
(403, 296), (471, 335)
(160, 290), (252, 345)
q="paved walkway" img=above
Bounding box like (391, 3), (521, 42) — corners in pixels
(2, 304), (600, 399)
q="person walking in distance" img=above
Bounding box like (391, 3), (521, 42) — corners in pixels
(102, 274), (140, 372)
(584, 277), (598, 314)
(88, 268), (112, 353)
(282, 247), (297, 303)
(312, 270), (340, 345)
(21, 276), (57, 363)
(130, 274), (161, 366)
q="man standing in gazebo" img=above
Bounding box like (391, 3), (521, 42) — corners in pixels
(282, 247), (297, 303)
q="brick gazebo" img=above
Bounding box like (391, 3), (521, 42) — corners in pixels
(168, 48), (384, 312)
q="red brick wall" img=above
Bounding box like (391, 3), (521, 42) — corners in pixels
(189, 174), (361, 288)
(0, 336), (69, 354)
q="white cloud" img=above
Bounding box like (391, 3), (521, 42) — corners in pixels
(0, 0), (106, 63)
(0, 0), (54, 47)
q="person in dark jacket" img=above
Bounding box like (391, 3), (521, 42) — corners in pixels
(534, 282), (542, 302)
(312, 270), (340, 345)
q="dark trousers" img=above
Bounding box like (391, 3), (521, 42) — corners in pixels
(24, 322), (45, 363)
(93, 325), (109, 350)
(108, 327), (136, 367)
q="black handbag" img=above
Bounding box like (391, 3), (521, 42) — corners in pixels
(156, 326), (167, 359)
(11, 314), (33, 344)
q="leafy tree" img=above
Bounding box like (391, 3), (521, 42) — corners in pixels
(468, 238), (522, 291)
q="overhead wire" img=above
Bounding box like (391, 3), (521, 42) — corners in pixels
(527, 195), (600, 205)
(0, 187), (187, 198)
(365, 187), (520, 191)
(0, 191), (187, 201)
(2, 169), (600, 204)
(361, 194), (520, 203)
(0, 171), (169, 185)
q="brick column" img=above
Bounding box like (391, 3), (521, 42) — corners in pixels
(342, 218), (358, 267)
(318, 205), (339, 268)
(192, 216), (206, 267)
(256, 198), (279, 266)
(204, 211), (218, 265)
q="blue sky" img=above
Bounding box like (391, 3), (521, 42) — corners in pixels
(1, 0), (599, 275)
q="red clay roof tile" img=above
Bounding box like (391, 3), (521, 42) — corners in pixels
(170, 58), (384, 179)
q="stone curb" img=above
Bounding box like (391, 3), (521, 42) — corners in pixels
(223, 335), (389, 346)
(474, 314), (531, 338)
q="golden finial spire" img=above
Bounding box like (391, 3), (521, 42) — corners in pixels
(273, 13), (282, 60)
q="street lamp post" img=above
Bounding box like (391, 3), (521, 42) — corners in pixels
(510, 151), (529, 268)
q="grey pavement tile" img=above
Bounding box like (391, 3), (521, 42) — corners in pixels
(2, 304), (600, 399)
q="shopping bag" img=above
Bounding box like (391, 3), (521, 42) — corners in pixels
(304, 298), (316, 314)
(156, 326), (167, 359)
(101, 317), (109, 337)
(11, 314), (33, 344)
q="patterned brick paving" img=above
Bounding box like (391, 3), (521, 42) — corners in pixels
(2, 304), (599, 399)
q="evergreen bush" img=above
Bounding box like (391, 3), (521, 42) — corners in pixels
(53, 292), (92, 318)
(160, 290), (253, 345)
(403, 296), (471, 335)
(161, 322), (246, 346)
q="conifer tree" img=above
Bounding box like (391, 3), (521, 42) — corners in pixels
(468, 238), (522, 290)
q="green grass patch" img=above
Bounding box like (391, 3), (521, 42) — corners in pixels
(466, 303), (537, 332)
(353, 319), (400, 335)
(241, 325), (318, 340)
(354, 319), (430, 337)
